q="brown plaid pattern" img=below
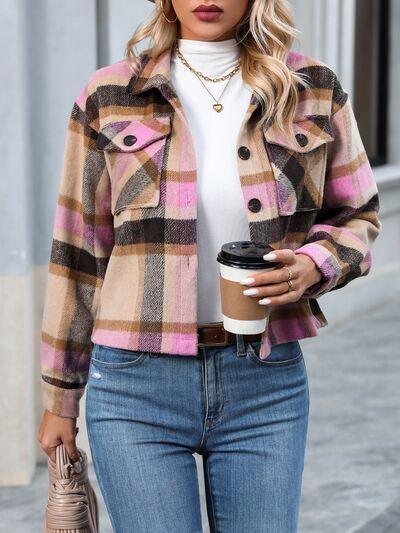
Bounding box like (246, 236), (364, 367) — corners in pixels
(40, 48), (382, 417)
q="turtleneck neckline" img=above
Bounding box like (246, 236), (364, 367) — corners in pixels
(172, 37), (241, 79)
(176, 37), (239, 55)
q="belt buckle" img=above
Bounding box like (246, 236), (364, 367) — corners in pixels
(197, 322), (229, 348)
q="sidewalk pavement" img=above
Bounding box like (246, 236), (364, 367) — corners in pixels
(1, 296), (399, 532)
(298, 294), (400, 533)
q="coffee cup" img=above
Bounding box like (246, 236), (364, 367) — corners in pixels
(216, 241), (282, 335)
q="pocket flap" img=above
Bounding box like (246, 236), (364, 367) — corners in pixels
(264, 115), (334, 216)
(263, 115), (335, 153)
(97, 116), (172, 152)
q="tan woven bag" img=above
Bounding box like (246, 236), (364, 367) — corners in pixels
(44, 442), (99, 532)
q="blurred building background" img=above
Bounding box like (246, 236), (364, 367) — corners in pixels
(0, 0), (399, 495)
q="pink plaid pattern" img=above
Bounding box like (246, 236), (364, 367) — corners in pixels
(40, 47), (382, 417)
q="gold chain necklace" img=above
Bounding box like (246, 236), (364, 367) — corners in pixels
(174, 40), (241, 113)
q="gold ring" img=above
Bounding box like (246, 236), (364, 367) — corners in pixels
(283, 266), (293, 281)
(286, 279), (294, 292)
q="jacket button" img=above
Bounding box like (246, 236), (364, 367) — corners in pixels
(238, 146), (251, 160)
(123, 135), (137, 146)
(247, 198), (262, 213)
(295, 133), (308, 147)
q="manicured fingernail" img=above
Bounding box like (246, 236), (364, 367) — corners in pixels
(258, 298), (271, 305)
(73, 461), (82, 473)
(263, 253), (277, 261)
(243, 288), (259, 296)
(240, 277), (255, 285)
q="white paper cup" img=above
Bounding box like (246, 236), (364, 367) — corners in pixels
(217, 241), (282, 335)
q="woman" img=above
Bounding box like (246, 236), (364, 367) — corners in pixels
(38, 0), (382, 531)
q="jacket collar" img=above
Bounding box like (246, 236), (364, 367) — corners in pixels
(126, 45), (304, 113)
(126, 44), (279, 108)
(126, 47), (173, 96)
(125, 46), (334, 153)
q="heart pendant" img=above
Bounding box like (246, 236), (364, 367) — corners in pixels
(213, 103), (223, 112)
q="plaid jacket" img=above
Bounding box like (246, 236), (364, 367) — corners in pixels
(40, 47), (382, 417)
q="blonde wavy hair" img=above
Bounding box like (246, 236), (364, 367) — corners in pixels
(124, 0), (311, 141)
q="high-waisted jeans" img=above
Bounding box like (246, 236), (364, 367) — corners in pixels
(86, 335), (309, 533)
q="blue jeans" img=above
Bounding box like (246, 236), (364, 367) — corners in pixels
(86, 336), (309, 533)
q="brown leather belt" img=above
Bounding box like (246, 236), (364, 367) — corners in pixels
(197, 322), (262, 348)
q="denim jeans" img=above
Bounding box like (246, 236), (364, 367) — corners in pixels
(86, 335), (309, 533)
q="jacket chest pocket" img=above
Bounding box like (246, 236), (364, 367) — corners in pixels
(97, 116), (172, 215)
(264, 115), (335, 216)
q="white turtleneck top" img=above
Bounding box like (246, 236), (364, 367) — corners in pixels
(170, 37), (253, 324)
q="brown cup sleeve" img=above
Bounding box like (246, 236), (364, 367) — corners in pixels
(220, 275), (268, 320)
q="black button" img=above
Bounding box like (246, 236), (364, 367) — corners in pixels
(123, 135), (137, 146)
(247, 198), (262, 213)
(295, 133), (308, 147)
(238, 146), (251, 160)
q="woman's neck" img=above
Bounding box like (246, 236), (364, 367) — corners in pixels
(173, 37), (240, 78)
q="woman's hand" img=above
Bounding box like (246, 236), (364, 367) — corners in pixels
(240, 249), (322, 306)
(38, 409), (81, 466)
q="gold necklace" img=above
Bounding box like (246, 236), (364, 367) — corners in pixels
(174, 40), (241, 113)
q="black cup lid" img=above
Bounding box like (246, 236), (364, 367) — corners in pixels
(216, 241), (282, 269)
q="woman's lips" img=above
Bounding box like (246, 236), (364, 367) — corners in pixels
(193, 10), (223, 21)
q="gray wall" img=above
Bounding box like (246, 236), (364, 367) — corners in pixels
(389, 0), (400, 164)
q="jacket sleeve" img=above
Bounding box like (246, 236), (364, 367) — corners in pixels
(294, 74), (382, 298)
(40, 79), (114, 418)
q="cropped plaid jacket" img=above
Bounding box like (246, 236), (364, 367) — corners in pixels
(40, 47), (382, 417)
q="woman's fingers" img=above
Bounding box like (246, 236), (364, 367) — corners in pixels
(263, 248), (296, 265)
(41, 440), (61, 463)
(40, 434), (80, 465)
(240, 249), (304, 303)
(38, 409), (80, 464)
(258, 289), (301, 307)
(63, 434), (81, 464)
(242, 280), (298, 298)
(241, 264), (298, 287)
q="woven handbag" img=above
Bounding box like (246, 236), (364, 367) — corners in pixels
(44, 442), (99, 532)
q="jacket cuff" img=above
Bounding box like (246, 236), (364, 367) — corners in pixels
(41, 379), (85, 419)
(294, 243), (341, 298)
